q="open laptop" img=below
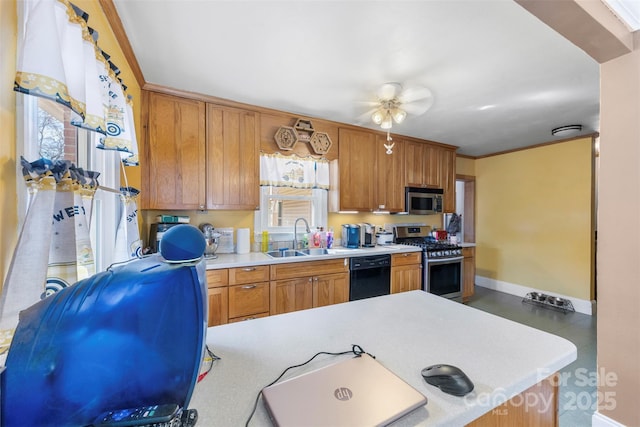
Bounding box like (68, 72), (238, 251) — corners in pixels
(262, 354), (427, 427)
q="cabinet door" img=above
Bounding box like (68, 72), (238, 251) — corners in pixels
(145, 92), (206, 209)
(441, 148), (456, 212)
(375, 136), (405, 212)
(337, 128), (377, 211)
(270, 277), (313, 315)
(206, 104), (260, 210)
(207, 286), (228, 327)
(405, 141), (443, 188)
(462, 247), (475, 302)
(391, 264), (422, 294)
(313, 272), (349, 308)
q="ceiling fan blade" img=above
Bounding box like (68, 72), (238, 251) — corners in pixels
(355, 107), (379, 124)
(398, 86), (433, 104)
(376, 82), (402, 101)
(402, 98), (434, 115)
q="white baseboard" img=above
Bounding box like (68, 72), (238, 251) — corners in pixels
(475, 276), (595, 315)
(592, 411), (627, 427)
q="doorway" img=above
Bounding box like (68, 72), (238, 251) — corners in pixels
(456, 175), (475, 243)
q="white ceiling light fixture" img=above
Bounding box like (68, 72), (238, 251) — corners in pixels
(368, 82), (433, 131)
(551, 124), (582, 137)
(362, 82), (434, 154)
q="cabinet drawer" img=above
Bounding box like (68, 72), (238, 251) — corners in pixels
(270, 258), (349, 280)
(228, 282), (270, 318)
(391, 252), (422, 266)
(206, 269), (229, 288)
(229, 265), (270, 285)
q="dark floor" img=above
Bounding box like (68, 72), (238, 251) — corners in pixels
(466, 286), (597, 427)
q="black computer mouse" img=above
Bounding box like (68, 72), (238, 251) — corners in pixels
(421, 364), (474, 396)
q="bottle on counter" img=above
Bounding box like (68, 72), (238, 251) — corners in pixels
(261, 230), (269, 252)
(326, 228), (334, 249)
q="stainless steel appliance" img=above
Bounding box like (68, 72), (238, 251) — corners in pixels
(349, 254), (391, 301)
(375, 230), (394, 245)
(405, 187), (443, 215)
(342, 224), (361, 248)
(359, 223), (376, 247)
(394, 225), (463, 301)
(199, 223), (221, 259)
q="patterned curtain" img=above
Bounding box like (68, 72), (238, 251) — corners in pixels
(113, 187), (142, 263)
(260, 152), (330, 189)
(14, 0), (138, 165)
(0, 159), (99, 338)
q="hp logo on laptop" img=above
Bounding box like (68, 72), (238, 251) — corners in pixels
(334, 387), (353, 401)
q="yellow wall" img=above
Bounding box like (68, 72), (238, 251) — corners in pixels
(475, 138), (594, 300)
(0, 0), (17, 286)
(0, 0), (141, 285)
(456, 156), (475, 176)
(142, 209), (442, 248)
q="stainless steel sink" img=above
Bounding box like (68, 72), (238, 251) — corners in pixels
(299, 248), (329, 256)
(265, 250), (308, 258)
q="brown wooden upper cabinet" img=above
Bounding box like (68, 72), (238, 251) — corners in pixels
(405, 140), (456, 213)
(405, 141), (441, 188)
(206, 104), (260, 210)
(331, 128), (405, 212)
(144, 92), (206, 210)
(143, 92), (260, 210)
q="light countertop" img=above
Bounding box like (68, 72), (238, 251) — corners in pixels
(204, 244), (421, 269)
(188, 290), (576, 426)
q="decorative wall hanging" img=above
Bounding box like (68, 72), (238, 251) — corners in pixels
(273, 118), (333, 155)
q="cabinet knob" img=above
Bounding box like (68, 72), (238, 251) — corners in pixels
(241, 285), (257, 289)
(242, 267), (256, 272)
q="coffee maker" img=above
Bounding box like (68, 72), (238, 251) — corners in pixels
(341, 224), (361, 248)
(359, 223), (376, 247)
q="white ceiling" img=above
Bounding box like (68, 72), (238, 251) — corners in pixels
(112, 0), (600, 157)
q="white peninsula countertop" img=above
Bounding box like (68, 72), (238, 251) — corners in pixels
(189, 291), (576, 426)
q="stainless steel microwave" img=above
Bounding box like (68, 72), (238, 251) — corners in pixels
(405, 187), (443, 215)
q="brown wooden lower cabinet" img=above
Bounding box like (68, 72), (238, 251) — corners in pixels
(270, 277), (314, 315)
(462, 246), (476, 302)
(270, 258), (350, 315)
(206, 269), (229, 327)
(313, 272), (349, 308)
(228, 282), (270, 321)
(467, 374), (558, 427)
(391, 252), (422, 293)
(207, 287), (228, 326)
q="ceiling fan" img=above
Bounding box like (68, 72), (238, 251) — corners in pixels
(359, 82), (434, 153)
(360, 82), (434, 129)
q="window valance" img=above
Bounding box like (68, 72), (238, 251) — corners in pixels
(260, 152), (330, 190)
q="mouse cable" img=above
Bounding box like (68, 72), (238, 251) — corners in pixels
(244, 344), (374, 427)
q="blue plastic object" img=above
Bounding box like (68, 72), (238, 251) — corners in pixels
(160, 224), (206, 262)
(2, 254), (208, 427)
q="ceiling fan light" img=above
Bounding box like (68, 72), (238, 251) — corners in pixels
(371, 109), (384, 125)
(392, 108), (406, 124)
(380, 114), (393, 129)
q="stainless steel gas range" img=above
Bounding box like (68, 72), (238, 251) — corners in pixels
(394, 225), (463, 301)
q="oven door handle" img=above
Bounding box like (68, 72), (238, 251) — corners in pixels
(426, 256), (464, 264)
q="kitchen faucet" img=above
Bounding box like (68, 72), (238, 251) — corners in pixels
(293, 217), (311, 250)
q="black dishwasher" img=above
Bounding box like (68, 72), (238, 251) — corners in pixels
(349, 254), (391, 301)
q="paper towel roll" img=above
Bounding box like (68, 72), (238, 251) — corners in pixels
(236, 228), (250, 254)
